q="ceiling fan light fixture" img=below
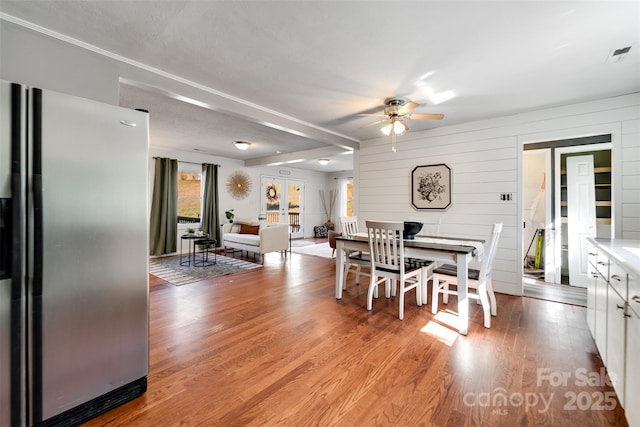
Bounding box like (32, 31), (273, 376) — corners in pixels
(234, 141), (251, 150)
(318, 159), (330, 166)
(381, 123), (393, 136)
(393, 120), (408, 135)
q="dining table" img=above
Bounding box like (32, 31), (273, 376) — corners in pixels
(335, 232), (484, 335)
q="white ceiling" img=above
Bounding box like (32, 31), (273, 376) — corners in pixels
(2, 1), (639, 172)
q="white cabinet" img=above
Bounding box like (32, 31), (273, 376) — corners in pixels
(587, 249), (598, 336)
(606, 284), (626, 404)
(625, 306), (640, 427)
(595, 275), (608, 363)
(587, 246), (609, 363)
(586, 237), (640, 424)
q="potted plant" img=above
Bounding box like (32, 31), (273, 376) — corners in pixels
(186, 227), (195, 234)
(225, 209), (235, 223)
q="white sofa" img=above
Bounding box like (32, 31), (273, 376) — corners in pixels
(222, 221), (288, 264)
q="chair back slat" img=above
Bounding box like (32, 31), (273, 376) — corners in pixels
(366, 221), (405, 274)
(339, 216), (359, 236)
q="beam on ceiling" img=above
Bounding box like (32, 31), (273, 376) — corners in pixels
(244, 146), (352, 167)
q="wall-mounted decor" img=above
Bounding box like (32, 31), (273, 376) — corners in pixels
(227, 171), (252, 199)
(411, 164), (452, 210)
(265, 183), (279, 202)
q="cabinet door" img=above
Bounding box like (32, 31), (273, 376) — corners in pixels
(626, 309), (640, 427)
(606, 285), (626, 406)
(586, 247), (598, 337)
(595, 272), (608, 362)
(587, 275), (597, 337)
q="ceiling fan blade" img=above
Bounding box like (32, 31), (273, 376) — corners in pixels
(406, 113), (445, 120)
(357, 113), (388, 117)
(397, 101), (420, 115)
(358, 118), (388, 129)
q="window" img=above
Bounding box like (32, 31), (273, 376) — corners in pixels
(177, 165), (202, 223)
(346, 182), (353, 216)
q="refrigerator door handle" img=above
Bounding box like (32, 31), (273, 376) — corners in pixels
(9, 84), (23, 296)
(0, 198), (10, 280)
(32, 88), (43, 298)
(9, 82), (24, 427)
(31, 87), (44, 423)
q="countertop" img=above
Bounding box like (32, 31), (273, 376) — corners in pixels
(588, 238), (640, 278)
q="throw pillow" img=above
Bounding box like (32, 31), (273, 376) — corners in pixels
(239, 224), (260, 235)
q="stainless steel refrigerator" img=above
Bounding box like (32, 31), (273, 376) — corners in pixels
(0, 81), (149, 426)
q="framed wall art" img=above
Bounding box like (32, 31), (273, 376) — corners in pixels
(411, 164), (452, 210)
(227, 171), (252, 199)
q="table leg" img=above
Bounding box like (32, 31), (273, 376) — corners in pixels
(421, 266), (429, 305)
(336, 240), (345, 299)
(180, 238), (187, 266)
(457, 253), (471, 335)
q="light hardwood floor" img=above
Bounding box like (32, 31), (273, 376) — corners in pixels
(84, 247), (628, 426)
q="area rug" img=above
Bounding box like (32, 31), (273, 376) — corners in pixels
(290, 239), (317, 248)
(149, 254), (262, 286)
(290, 242), (334, 259)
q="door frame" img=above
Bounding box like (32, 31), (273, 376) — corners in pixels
(517, 122), (621, 295)
(523, 149), (554, 283)
(260, 176), (305, 239)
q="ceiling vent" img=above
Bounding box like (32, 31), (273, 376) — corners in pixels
(606, 46), (632, 63)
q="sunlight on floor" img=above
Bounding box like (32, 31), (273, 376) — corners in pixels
(421, 310), (460, 346)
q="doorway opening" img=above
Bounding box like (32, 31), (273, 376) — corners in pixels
(522, 134), (612, 302)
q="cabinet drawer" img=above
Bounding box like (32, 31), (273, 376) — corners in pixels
(594, 257), (609, 280)
(587, 246), (599, 274)
(609, 259), (627, 301)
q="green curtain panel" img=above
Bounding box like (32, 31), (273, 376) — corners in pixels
(201, 163), (220, 244)
(149, 158), (178, 255)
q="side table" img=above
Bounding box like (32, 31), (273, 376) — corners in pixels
(180, 233), (209, 266)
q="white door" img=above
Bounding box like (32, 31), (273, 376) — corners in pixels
(567, 155), (596, 288)
(261, 177), (304, 239)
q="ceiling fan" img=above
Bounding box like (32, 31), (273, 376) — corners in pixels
(359, 98), (444, 152)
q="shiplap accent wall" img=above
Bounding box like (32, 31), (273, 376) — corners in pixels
(355, 93), (640, 296)
(622, 116), (640, 239)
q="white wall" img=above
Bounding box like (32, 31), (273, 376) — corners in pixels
(355, 93), (640, 296)
(622, 118), (640, 239)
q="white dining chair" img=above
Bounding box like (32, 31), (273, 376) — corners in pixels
(406, 217), (439, 299)
(339, 216), (370, 289)
(431, 223), (503, 328)
(340, 216), (360, 236)
(366, 220), (424, 320)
